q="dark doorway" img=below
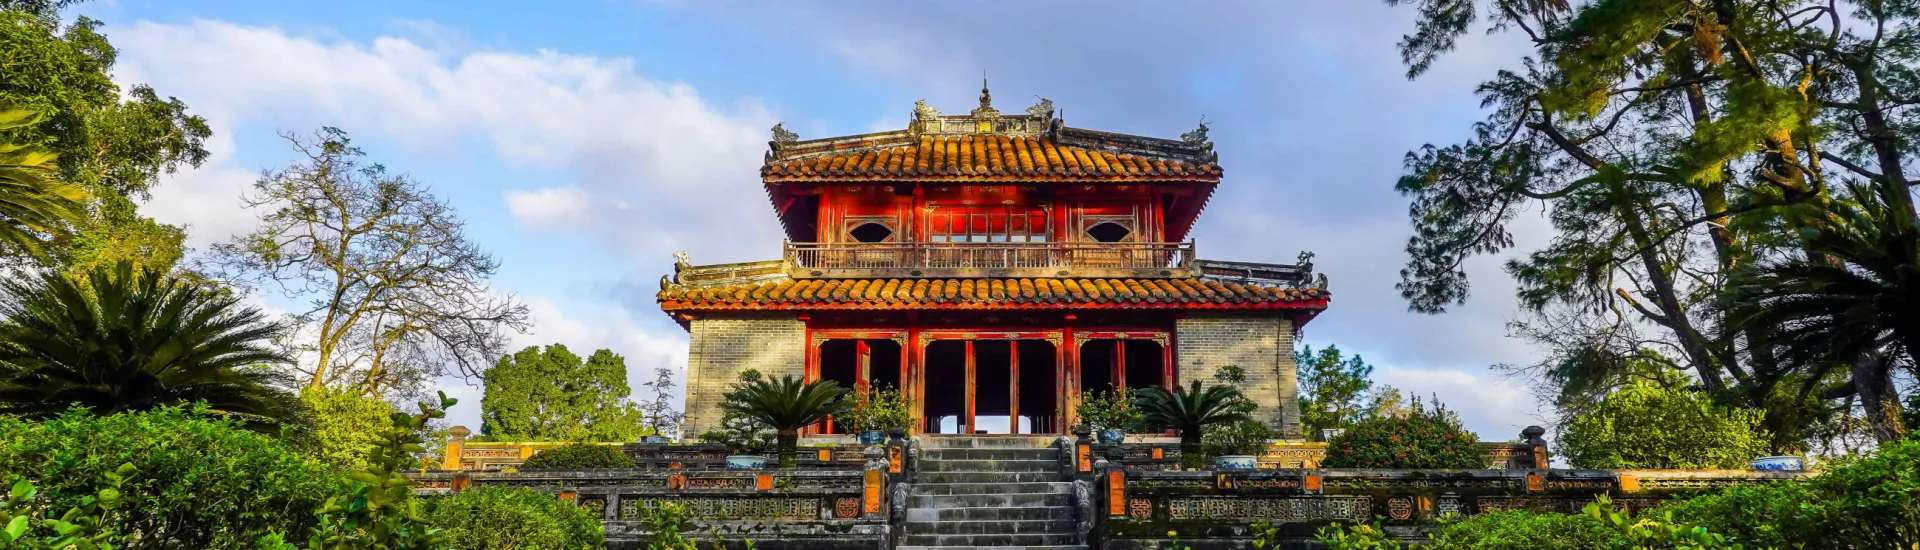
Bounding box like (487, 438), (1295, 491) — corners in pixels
(921, 339), (1060, 434)
(925, 341), (968, 434)
(1079, 339), (1167, 397)
(817, 338), (905, 434)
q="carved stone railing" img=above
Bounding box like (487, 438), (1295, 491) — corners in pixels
(411, 441), (906, 550)
(1089, 468), (1807, 549)
(439, 436), (871, 471)
(784, 241), (1197, 279)
(1088, 441), (1547, 472)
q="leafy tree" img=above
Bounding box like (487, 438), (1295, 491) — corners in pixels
(718, 375), (850, 468)
(1296, 345), (1376, 441)
(519, 443), (635, 470)
(1321, 396), (1481, 469)
(0, 264), (300, 428)
(0, 6), (210, 272)
(210, 128), (526, 397)
(0, 107), (86, 262)
(1560, 374), (1772, 469)
(0, 406), (343, 549)
(1384, 0), (1920, 446)
(291, 393), (457, 550)
(424, 486), (603, 550)
(479, 344), (649, 442)
(298, 385), (398, 471)
(1132, 381), (1254, 466)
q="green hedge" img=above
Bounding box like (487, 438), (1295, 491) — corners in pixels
(520, 442), (636, 469)
(1415, 439), (1920, 549)
(0, 406), (344, 549)
(426, 486), (604, 550)
(1321, 401), (1481, 469)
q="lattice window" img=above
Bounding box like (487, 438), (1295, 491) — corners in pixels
(928, 206), (1049, 243)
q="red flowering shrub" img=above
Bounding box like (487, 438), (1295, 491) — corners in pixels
(1320, 397), (1481, 469)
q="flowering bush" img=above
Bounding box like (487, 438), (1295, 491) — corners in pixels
(1319, 397), (1480, 469)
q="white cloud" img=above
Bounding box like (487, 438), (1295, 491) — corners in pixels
(504, 187), (591, 229)
(112, 19), (786, 266)
(1376, 366), (1548, 442)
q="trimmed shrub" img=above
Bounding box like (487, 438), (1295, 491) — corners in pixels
(427, 486), (604, 550)
(0, 406), (344, 549)
(1321, 398), (1480, 469)
(1667, 438), (1920, 549)
(1423, 509), (1616, 550)
(520, 442), (636, 469)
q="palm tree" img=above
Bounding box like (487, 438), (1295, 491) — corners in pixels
(719, 375), (850, 467)
(0, 263), (300, 429)
(0, 107), (89, 262)
(1133, 381), (1254, 461)
(1729, 182), (1919, 443)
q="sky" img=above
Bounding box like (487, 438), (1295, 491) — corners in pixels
(76, 0), (1558, 440)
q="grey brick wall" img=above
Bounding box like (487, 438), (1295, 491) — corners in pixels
(1175, 312), (1301, 438)
(681, 313), (807, 438)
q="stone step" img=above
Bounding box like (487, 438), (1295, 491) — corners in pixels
(921, 448), (1059, 461)
(899, 533), (1081, 547)
(904, 519), (1077, 536)
(919, 458), (1059, 472)
(896, 546), (1086, 550)
(907, 492), (1072, 508)
(904, 505), (1075, 523)
(918, 471), (1063, 484)
(915, 436), (1059, 449)
(910, 482), (1072, 496)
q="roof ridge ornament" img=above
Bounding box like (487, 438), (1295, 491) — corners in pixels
(1027, 96), (1055, 120)
(1181, 116), (1217, 162)
(766, 122), (799, 161)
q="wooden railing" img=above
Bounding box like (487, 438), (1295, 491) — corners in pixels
(784, 241), (1197, 278)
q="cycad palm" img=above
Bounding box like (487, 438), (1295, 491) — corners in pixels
(0, 107), (89, 261)
(1730, 183), (1919, 443)
(0, 263), (299, 429)
(719, 375), (850, 467)
(1133, 381), (1254, 456)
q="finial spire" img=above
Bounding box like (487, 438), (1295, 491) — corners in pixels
(979, 72), (992, 108)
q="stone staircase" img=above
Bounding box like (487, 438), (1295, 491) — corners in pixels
(898, 437), (1083, 550)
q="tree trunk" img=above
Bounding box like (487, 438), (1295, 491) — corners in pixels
(776, 428), (800, 469)
(1850, 350), (1909, 443)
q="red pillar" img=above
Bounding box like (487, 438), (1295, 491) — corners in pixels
(1009, 340), (1021, 435)
(1113, 339), (1126, 394)
(1063, 315), (1079, 428)
(964, 340), (977, 435)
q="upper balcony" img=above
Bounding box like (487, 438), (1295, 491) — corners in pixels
(783, 241), (1196, 279)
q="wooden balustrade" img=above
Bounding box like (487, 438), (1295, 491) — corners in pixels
(784, 241), (1196, 278)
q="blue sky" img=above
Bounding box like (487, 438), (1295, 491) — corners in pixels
(78, 0), (1556, 439)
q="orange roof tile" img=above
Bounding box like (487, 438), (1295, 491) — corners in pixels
(658, 277), (1327, 312)
(763, 135), (1221, 183)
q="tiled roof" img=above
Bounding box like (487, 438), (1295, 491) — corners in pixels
(762, 135), (1222, 182)
(657, 278), (1327, 311)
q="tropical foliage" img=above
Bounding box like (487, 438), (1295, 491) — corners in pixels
(0, 107), (86, 263)
(1560, 375), (1772, 469)
(425, 486), (603, 550)
(1133, 380), (1254, 465)
(0, 463), (130, 550)
(1321, 397), (1480, 469)
(717, 374), (850, 468)
(0, 406), (342, 549)
(0, 264), (299, 429)
(479, 344), (649, 442)
(841, 384), (911, 434)
(519, 443), (635, 470)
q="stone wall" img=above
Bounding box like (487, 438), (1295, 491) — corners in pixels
(684, 314), (808, 437)
(1174, 312), (1300, 438)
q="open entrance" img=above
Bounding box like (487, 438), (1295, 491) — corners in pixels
(815, 338), (903, 434)
(1078, 339), (1168, 397)
(922, 339), (1059, 435)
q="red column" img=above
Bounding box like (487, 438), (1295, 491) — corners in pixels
(1113, 339), (1127, 393)
(964, 340), (977, 435)
(1162, 337), (1176, 389)
(1009, 340), (1021, 435)
(1063, 315), (1079, 428)
(855, 340), (871, 392)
